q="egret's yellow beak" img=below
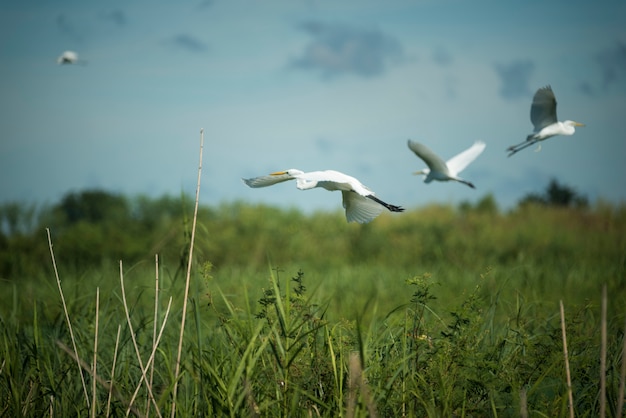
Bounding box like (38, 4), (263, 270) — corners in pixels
(270, 171), (287, 176)
(574, 122), (585, 127)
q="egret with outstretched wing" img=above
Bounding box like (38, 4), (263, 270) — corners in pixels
(243, 169), (404, 223)
(407, 140), (486, 189)
(56, 50), (86, 65)
(507, 85), (584, 157)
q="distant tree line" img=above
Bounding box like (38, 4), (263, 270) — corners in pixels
(0, 190), (196, 278)
(518, 178), (588, 208)
(0, 179), (590, 278)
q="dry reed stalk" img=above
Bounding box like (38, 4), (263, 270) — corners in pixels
(91, 287), (100, 418)
(346, 351), (377, 418)
(171, 128), (204, 418)
(46, 228), (90, 407)
(617, 316), (626, 415)
(56, 340), (146, 418)
(519, 387), (528, 418)
(146, 254), (160, 418)
(119, 261), (161, 417)
(346, 352), (358, 418)
(106, 324), (122, 417)
(128, 296), (173, 414)
(600, 284), (607, 418)
(560, 300), (574, 418)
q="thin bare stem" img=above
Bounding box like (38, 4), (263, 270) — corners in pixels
(128, 296), (173, 415)
(560, 300), (574, 418)
(146, 254), (160, 418)
(347, 352), (358, 418)
(56, 340), (146, 418)
(171, 128), (204, 418)
(347, 351), (377, 418)
(617, 316), (626, 416)
(91, 287), (100, 418)
(600, 284), (607, 418)
(519, 387), (528, 418)
(46, 228), (90, 407)
(106, 325), (122, 418)
(119, 261), (162, 417)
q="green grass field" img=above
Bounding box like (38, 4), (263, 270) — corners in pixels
(1, 197), (625, 417)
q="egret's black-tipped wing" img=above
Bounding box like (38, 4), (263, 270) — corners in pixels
(530, 86), (558, 131)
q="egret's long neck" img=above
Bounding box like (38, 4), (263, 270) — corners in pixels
(562, 121), (581, 136)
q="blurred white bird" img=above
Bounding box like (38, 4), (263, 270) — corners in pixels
(407, 140), (486, 189)
(242, 169), (404, 223)
(56, 50), (85, 65)
(507, 85), (584, 157)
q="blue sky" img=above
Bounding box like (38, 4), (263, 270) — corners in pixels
(1, 0), (625, 213)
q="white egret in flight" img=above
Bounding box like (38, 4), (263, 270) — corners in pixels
(242, 169), (404, 223)
(507, 85), (584, 157)
(56, 50), (85, 65)
(407, 140), (486, 189)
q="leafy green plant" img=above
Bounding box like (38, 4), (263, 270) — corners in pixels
(1, 194), (625, 417)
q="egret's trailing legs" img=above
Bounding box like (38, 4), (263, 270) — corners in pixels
(507, 139), (541, 157)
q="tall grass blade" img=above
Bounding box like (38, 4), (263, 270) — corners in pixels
(56, 340), (146, 418)
(617, 317), (626, 416)
(91, 287), (100, 418)
(119, 261), (161, 417)
(559, 300), (574, 418)
(171, 128), (204, 418)
(46, 228), (90, 407)
(228, 321), (269, 412)
(128, 297), (173, 415)
(106, 324), (122, 417)
(600, 284), (607, 418)
(146, 254), (160, 418)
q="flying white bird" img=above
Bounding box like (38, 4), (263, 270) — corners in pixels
(56, 50), (85, 65)
(507, 85), (584, 157)
(242, 169), (404, 224)
(407, 140), (486, 189)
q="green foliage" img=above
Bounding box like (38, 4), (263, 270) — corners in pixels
(2, 186), (623, 281)
(1, 189), (626, 416)
(519, 178), (589, 208)
(459, 193), (499, 215)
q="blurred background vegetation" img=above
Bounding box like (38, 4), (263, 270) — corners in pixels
(1, 178), (624, 320)
(0, 178), (618, 278)
(1, 179), (625, 416)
